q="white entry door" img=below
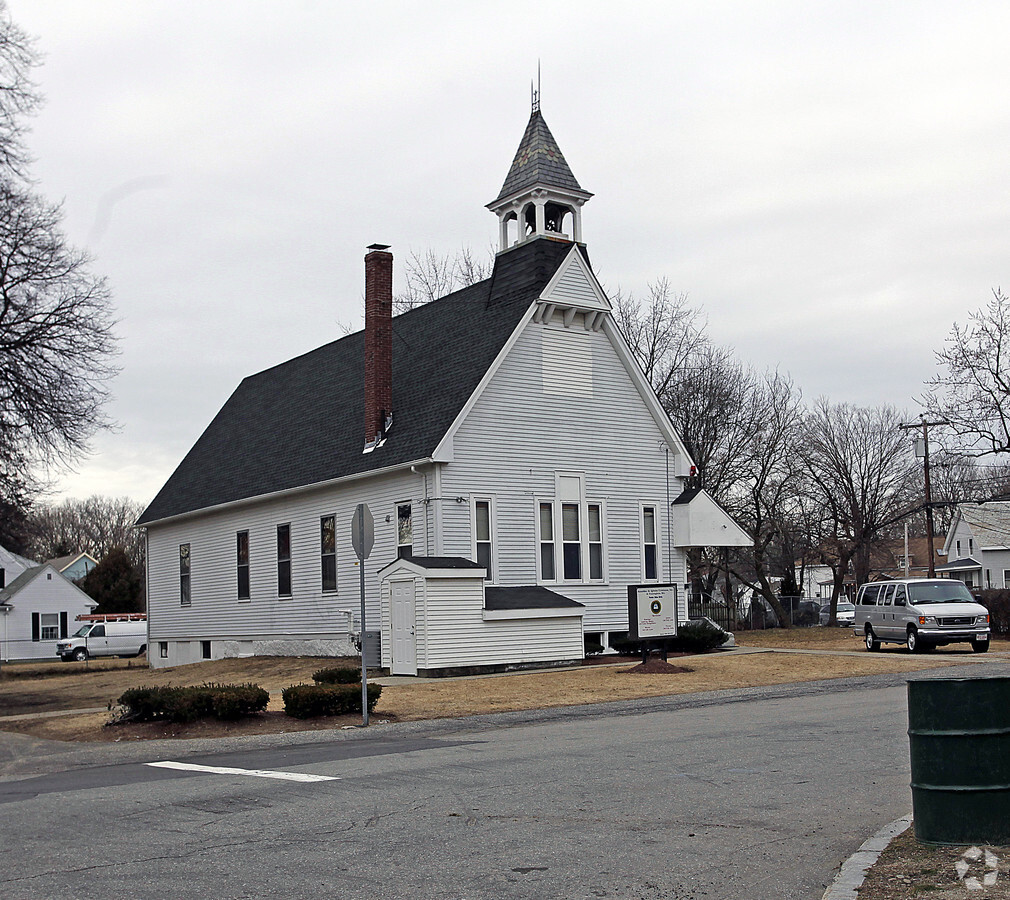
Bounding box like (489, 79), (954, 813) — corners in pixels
(390, 579), (417, 675)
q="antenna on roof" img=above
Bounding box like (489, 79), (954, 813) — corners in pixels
(531, 60), (541, 112)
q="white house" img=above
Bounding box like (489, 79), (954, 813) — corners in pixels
(0, 543), (36, 591)
(0, 563), (98, 662)
(137, 102), (750, 674)
(940, 501), (1010, 590)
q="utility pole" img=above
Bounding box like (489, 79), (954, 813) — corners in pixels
(899, 417), (949, 577)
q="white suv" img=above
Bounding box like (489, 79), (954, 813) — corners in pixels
(853, 579), (990, 653)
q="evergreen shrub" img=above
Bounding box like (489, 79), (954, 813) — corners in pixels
(115, 683), (268, 723)
(282, 683), (381, 719)
(312, 666), (362, 685)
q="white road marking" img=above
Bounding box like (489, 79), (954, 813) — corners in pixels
(146, 760), (339, 782)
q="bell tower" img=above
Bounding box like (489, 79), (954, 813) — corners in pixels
(487, 93), (592, 252)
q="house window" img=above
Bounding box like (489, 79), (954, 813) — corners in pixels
(201, 640), (212, 660)
(588, 503), (603, 581)
(986, 569), (992, 588)
(236, 531), (250, 601)
(474, 499), (493, 577)
(39, 613), (59, 641)
(562, 503), (581, 580)
(277, 524), (292, 597)
(642, 505), (659, 581)
(180, 544), (191, 605)
(397, 503), (413, 558)
(321, 515), (337, 593)
(159, 642), (168, 659)
(969, 538), (974, 555)
(0, 567), (4, 589)
(956, 540), (962, 557)
(1004, 569), (1010, 588)
(539, 502), (556, 581)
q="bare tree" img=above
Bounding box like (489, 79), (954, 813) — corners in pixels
(0, 5), (117, 506)
(393, 245), (493, 312)
(924, 288), (1010, 457)
(801, 400), (918, 621)
(27, 496), (146, 568)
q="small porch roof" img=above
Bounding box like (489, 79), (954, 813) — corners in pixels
(671, 487), (751, 548)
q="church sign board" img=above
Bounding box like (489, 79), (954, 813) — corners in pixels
(627, 584), (679, 641)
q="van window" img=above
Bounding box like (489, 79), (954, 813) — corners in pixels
(73, 624), (92, 637)
(880, 584), (895, 606)
(893, 585), (907, 606)
(90, 625), (106, 638)
(908, 582), (976, 604)
(860, 584), (881, 605)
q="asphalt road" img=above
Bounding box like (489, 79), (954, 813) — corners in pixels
(3, 663), (1008, 900)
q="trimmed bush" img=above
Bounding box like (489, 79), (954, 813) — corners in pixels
(608, 620), (727, 656)
(282, 682), (382, 719)
(978, 590), (1010, 636)
(115, 683), (268, 723)
(312, 666), (363, 685)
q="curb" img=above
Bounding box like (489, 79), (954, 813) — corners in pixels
(822, 814), (913, 900)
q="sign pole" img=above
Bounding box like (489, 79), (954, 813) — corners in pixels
(357, 507), (368, 727)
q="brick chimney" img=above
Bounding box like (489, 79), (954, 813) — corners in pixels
(364, 244), (393, 448)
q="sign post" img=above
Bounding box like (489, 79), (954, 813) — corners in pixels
(627, 583), (679, 663)
(350, 503), (374, 726)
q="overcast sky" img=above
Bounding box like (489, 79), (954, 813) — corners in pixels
(16, 0), (1010, 507)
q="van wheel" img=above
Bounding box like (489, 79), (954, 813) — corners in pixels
(973, 638), (990, 653)
(864, 628), (879, 652)
(906, 627), (919, 653)
(136, 645), (147, 657)
(72, 648), (88, 662)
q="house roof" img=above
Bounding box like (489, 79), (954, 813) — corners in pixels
(138, 238), (580, 526)
(491, 108), (590, 205)
(46, 551), (97, 573)
(396, 557), (485, 571)
(484, 586), (584, 610)
(935, 556), (982, 573)
(956, 501), (1010, 548)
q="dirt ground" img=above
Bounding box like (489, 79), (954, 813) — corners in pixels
(0, 627), (1002, 743)
(858, 826), (1010, 899)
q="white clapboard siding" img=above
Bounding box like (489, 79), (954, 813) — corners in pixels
(439, 313), (688, 633)
(147, 468), (425, 644)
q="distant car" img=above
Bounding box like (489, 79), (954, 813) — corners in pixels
(688, 616), (736, 649)
(819, 602), (856, 626)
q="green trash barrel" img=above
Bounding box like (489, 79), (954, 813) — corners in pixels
(908, 677), (1010, 845)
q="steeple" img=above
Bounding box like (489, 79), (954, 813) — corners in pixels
(487, 101), (592, 252)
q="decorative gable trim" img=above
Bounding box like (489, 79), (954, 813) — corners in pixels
(534, 245), (610, 328)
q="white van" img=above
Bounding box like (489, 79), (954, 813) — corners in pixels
(56, 615), (147, 661)
(853, 578), (989, 653)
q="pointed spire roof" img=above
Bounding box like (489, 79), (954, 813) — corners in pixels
(492, 108), (590, 205)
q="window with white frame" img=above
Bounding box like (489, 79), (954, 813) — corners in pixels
(320, 515), (337, 593)
(642, 505), (659, 581)
(39, 613), (59, 641)
(1004, 569), (1010, 588)
(956, 539), (962, 557)
(397, 503), (413, 558)
(969, 538), (974, 555)
(536, 477), (606, 584)
(277, 524), (292, 597)
(538, 502), (556, 581)
(473, 499), (494, 578)
(236, 531), (250, 601)
(180, 543), (191, 605)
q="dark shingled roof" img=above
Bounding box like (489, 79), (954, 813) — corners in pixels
(484, 585), (584, 611)
(398, 557), (485, 570)
(138, 239), (579, 526)
(492, 109), (588, 204)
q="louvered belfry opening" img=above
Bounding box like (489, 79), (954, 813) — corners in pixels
(364, 244), (393, 448)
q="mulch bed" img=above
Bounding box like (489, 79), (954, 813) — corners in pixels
(621, 658), (695, 675)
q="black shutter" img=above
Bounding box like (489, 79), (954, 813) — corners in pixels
(31, 612), (40, 642)
(60, 611), (69, 639)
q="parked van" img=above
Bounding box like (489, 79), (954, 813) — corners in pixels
(56, 614), (147, 661)
(853, 579), (989, 653)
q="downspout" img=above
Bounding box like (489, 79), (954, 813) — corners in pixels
(665, 444), (673, 584)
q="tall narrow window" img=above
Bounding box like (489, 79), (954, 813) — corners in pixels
(643, 506), (658, 581)
(180, 543), (191, 605)
(562, 502), (581, 580)
(475, 500), (493, 574)
(236, 531), (250, 600)
(277, 524), (292, 597)
(397, 503), (413, 558)
(588, 503), (603, 580)
(321, 516), (336, 592)
(539, 502), (556, 581)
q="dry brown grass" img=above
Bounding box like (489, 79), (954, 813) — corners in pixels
(2, 631), (1005, 743)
